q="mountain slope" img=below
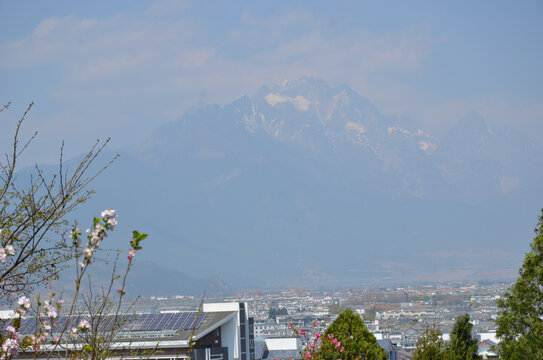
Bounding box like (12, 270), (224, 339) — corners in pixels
(60, 77), (543, 290)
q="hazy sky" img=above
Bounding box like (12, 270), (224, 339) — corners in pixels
(1, 0), (542, 167)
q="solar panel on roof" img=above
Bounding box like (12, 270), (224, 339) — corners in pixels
(131, 313), (158, 331)
(182, 313), (199, 330)
(193, 312), (207, 329)
(95, 315), (108, 330)
(120, 314), (140, 331)
(109, 315), (125, 331)
(142, 314), (157, 330)
(20, 318), (35, 334)
(103, 314), (134, 331)
(164, 312), (190, 330)
(23, 318), (39, 335)
(129, 314), (148, 331)
(155, 313), (173, 329)
(147, 313), (172, 331)
(99, 315), (117, 331)
(162, 312), (181, 329)
(51, 316), (69, 333)
(0, 319), (9, 331)
(90, 315), (112, 331)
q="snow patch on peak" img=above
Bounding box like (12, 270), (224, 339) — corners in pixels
(265, 93), (311, 111)
(345, 121), (366, 134)
(265, 93), (287, 106)
(388, 126), (430, 138)
(418, 141), (436, 154)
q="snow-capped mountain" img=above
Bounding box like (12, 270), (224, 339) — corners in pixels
(136, 76), (540, 201)
(78, 77), (542, 289)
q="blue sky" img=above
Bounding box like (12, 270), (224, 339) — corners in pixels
(1, 0), (542, 166)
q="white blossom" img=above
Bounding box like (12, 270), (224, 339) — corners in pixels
(5, 245), (14, 255)
(82, 247), (93, 258)
(17, 296), (30, 309)
(69, 228), (81, 239)
(101, 209), (117, 219)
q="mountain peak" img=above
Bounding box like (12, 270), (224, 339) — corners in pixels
(277, 76), (330, 90)
(453, 111), (492, 136)
(266, 76), (333, 102)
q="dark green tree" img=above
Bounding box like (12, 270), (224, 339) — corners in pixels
(446, 314), (481, 360)
(317, 309), (387, 360)
(412, 325), (445, 360)
(495, 209), (543, 359)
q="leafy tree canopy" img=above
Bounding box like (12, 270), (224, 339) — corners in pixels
(496, 209), (543, 359)
(412, 325), (445, 360)
(317, 309), (387, 360)
(446, 314), (481, 360)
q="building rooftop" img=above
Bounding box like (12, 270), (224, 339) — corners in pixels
(4, 310), (236, 343)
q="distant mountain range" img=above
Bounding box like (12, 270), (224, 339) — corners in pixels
(42, 77), (543, 293)
(51, 259), (230, 298)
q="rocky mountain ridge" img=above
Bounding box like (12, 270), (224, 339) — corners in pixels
(40, 77), (543, 290)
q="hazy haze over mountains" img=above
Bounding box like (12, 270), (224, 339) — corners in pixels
(2, 1), (542, 297)
(69, 77), (543, 293)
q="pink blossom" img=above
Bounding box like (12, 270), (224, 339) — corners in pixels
(5, 326), (16, 335)
(340, 347), (344, 353)
(2, 338), (20, 358)
(328, 334), (334, 340)
(0, 248), (6, 262)
(305, 353), (311, 359)
(78, 319), (90, 331)
(127, 248), (136, 260)
(13, 308), (25, 318)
